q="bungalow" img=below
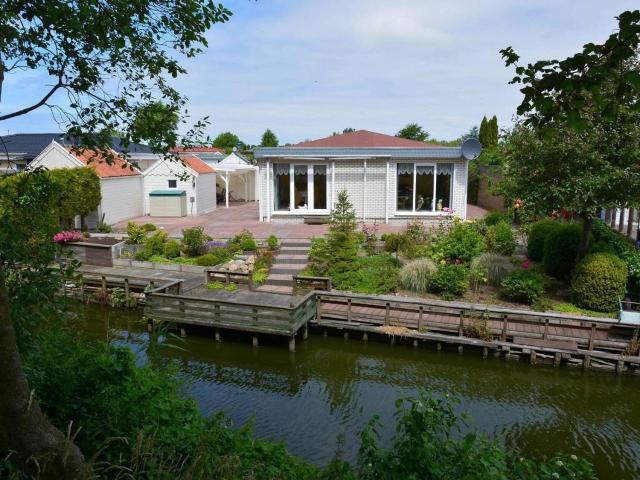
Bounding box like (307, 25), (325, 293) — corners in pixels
(28, 140), (143, 226)
(253, 130), (481, 224)
(142, 155), (216, 216)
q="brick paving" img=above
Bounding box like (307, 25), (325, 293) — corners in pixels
(114, 202), (488, 239)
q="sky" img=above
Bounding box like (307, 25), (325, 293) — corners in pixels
(2, 1), (638, 145)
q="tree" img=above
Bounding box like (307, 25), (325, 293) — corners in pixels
(478, 116), (489, 146)
(0, 1), (231, 475)
(500, 9), (640, 259)
(48, 168), (102, 228)
(396, 123), (429, 141)
(478, 116), (498, 147)
(260, 129), (279, 147)
(213, 132), (242, 153)
(461, 126), (479, 141)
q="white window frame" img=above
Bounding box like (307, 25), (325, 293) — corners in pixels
(272, 162), (330, 215)
(394, 162), (454, 216)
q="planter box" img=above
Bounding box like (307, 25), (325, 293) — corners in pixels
(61, 239), (125, 267)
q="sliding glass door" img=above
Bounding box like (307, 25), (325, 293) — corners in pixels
(273, 163), (329, 213)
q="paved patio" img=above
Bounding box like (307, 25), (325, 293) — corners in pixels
(114, 202), (488, 239)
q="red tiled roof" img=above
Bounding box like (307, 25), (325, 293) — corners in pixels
(68, 147), (140, 178)
(182, 155), (215, 174)
(171, 146), (224, 154)
(294, 130), (440, 148)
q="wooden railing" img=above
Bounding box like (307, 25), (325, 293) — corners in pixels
(145, 290), (316, 337)
(292, 275), (332, 294)
(205, 268), (253, 290)
(314, 291), (631, 352)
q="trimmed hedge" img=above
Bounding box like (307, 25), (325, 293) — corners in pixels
(527, 219), (559, 261)
(543, 223), (581, 279)
(571, 253), (627, 312)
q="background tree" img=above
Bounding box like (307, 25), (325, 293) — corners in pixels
(213, 131), (242, 153)
(48, 168), (101, 229)
(0, 1), (231, 475)
(260, 129), (279, 147)
(478, 116), (498, 147)
(396, 123), (430, 141)
(461, 125), (479, 141)
(500, 9), (640, 259)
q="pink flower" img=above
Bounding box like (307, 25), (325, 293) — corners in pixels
(521, 260), (530, 269)
(53, 230), (84, 244)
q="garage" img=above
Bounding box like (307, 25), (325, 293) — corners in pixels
(149, 190), (187, 217)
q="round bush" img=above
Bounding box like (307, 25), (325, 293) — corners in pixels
(196, 253), (222, 267)
(434, 222), (485, 263)
(527, 219), (559, 261)
(163, 239), (181, 259)
(484, 211), (510, 227)
(142, 223), (157, 232)
(485, 221), (516, 256)
(543, 223), (581, 279)
(571, 253), (627, 312)
(500, 269), (545, 304)
(428, 263), (469, 299)
(470, 253), (514, 287)
(399, 258), (437, 293)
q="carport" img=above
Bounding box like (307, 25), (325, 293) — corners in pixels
(209, 152), (258, 208)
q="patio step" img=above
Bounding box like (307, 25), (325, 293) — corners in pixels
(270, 264), (307, 274)
(254, 284), (294, 295)
(280, 240), (312, 248)
(264, 273), (294, 287)
(274, 254), (308, 264)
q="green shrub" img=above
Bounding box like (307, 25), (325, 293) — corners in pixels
(196, 253), (222, 267)
(143, 230), (167, 257)
(225, 282), (238, 292)
(181, 226), (209, 257)
(571, 253), (628, 312)
(330, 254), (399, 294)
(142, 223), (157, 232)
(428, 263), (469, 299)
(591, 218), (640, 286)
(543, 223), (581, 279)
(240, 237), (257, 251)
(399, 258), (437, 293)
(252, 268), (269, 285)
(266, 234), (279, 250)
(207, 281), (224, 289)
(133, 249), (151, 261)
(527, 219), (559, 261)
(428, 221), (484, 263)
(501, 269), (545, 304)
(485, 221), (516, 256)
(208, 246), (232, 265)
(484, 211), (510, 226)
(469, 253), (514, 287)
(163, 239), (181, 259)
(125, 221), (146, 245)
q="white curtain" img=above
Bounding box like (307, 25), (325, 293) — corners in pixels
(416, 165), (434, 175)
(397, 163), (413, 175)
(437, 163), (453, 175)
(314, 165), (327, 175)
(274, 164), (290, 176)
(294, 165), (308, 175)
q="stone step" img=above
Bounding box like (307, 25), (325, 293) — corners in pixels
(254, 284), (294, 295)
(279, 248), (310, 256)
(265, 273), (294, 287)
(280, 240), (312, 248)
(274, 254), (308, 264)
(270, 264), (307, 274)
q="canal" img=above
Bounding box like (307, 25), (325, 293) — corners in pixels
(77, 305), (640, 479)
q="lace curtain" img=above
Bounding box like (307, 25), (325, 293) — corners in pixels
(274, 164), (290, 176)
(437, 163), (453, 175)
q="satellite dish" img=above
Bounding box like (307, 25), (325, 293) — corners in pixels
(461, 138), (482, 160)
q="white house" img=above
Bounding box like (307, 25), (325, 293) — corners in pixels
(142, 155), (216, 216)
(203, 151), (258, 207)
(253, 130), (480, 224)
(28, 140), (143, 226)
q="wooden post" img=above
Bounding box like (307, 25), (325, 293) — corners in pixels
(80, 277), (85, 301)
(288, 335), (296, 353)
(501, 315), (508, 341)
(583, 354), (591, 369)
(588, 323), (596, 350)
(316, 296), (323, 321)
(616, 359), (625, 374)
(124, 278), (130, 302)
(180, 326), (187, 338)
(530, 349), (537, 365)
(101, 275), (107, 294)
(252, 307), (258, 325)
(147, 319), (154, 333)
(303, 323), (309, 340)
(384, 302), (390, 326)
(327, 278), (332, 291)
(483, 347), (488, 358)
(543, 318), (549, 340)
(203, 269), (209, 286)
(458, 311), (464, 337)
(389, 335), (395, 345)
(437, 342), (442, 351)
(252, 335), (259, 347)
(413, 339), (418, 348)
(554, 352), (562, 367)
(457, 344), (463, 354)
(347, 298), (352, 322)
(418, 306), (424, 331)
(362, 332), (368, 343)
(215, 329), (221, 343)
(343, 331), (349, 341)
(628, 208), (635, 237)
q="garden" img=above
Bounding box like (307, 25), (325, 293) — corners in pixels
(305, 191), (638, 318)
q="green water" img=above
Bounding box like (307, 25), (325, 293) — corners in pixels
(76, 305), (640, 479)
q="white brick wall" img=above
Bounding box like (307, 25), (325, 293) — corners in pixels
(257, 158), (468, 223)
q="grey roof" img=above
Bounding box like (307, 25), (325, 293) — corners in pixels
(253, 146), (464, 160)
(0, 133), (154, 159)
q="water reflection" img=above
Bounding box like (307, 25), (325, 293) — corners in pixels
(76, 305), (640, 479)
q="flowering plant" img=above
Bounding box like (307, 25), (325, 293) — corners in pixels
(206, 240), (228, 250)
(53, 230), (84, 243)
(360, 222), (379, 255)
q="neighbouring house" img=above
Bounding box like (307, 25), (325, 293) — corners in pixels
(203, 151), (258, 207)
(142, 155), (216, 216)
(254, 129), (478, 224)
(28, 140), (143, 227)
(172, 146), (225, 163)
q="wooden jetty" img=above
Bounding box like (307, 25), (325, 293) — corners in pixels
(68, 265), (640, 374)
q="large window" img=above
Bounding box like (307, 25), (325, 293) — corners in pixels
(396, 163), (453, 213)
(273, 163), (329, 212)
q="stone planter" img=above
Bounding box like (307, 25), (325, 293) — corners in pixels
(60, 238), (125, 267)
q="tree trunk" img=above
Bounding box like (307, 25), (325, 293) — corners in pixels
(0, 272), (86, 479)
(576, 215), (594, 263)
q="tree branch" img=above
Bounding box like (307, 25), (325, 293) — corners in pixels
(0, 81), (65, 121)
